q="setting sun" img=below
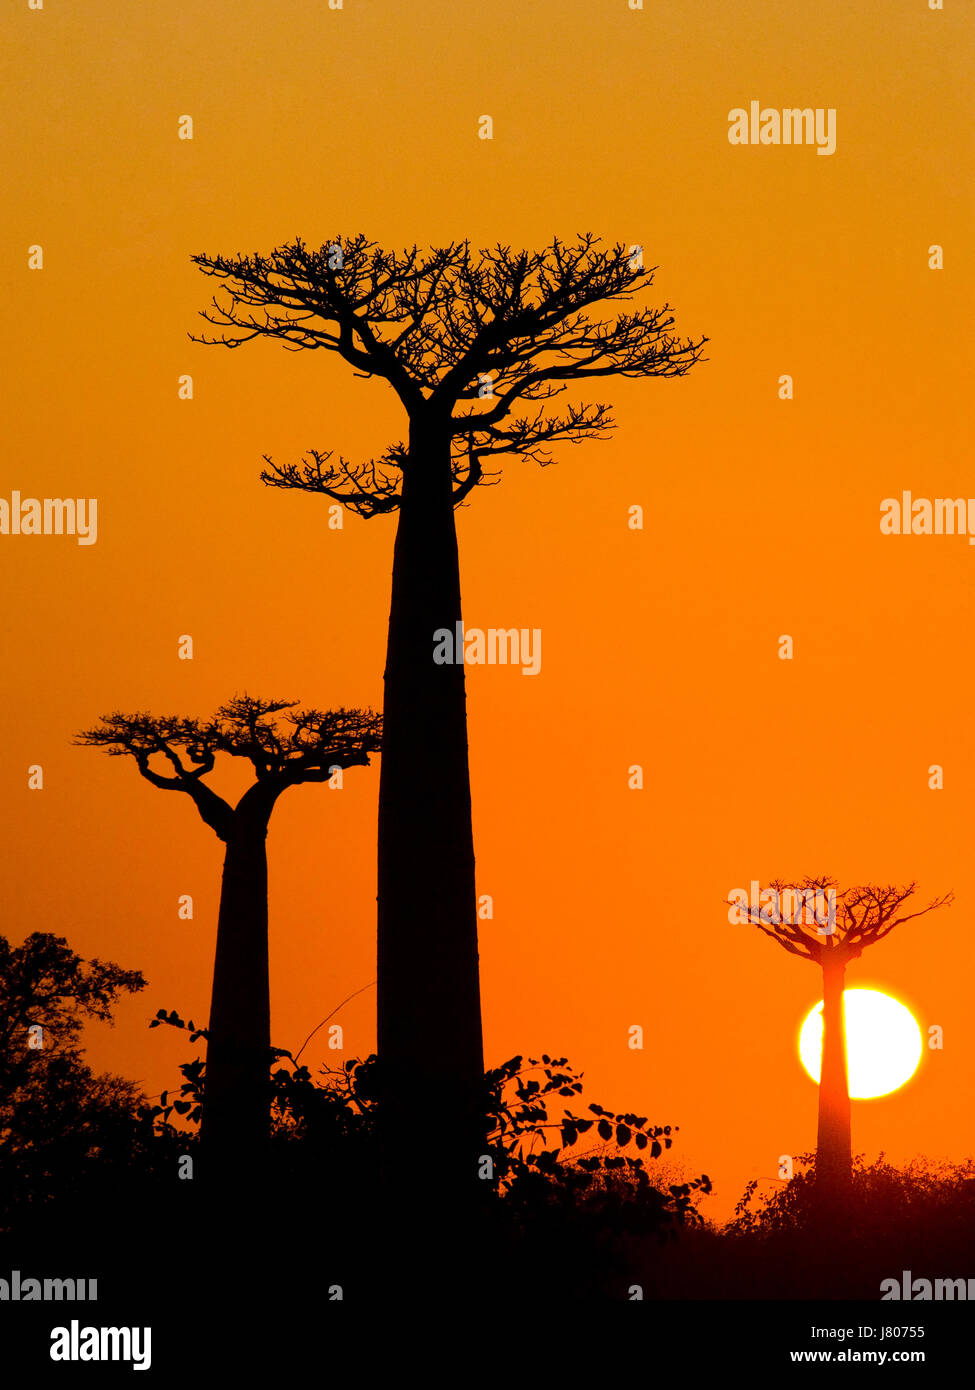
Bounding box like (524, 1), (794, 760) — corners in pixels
(799, 989), (923, 1100)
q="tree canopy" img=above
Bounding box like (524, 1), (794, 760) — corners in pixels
(734, 875), (954, 965)
(76, 696), (382, 838)
(190, 234), (707, 515)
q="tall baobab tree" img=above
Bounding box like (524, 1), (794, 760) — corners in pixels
(77, 697), (382, 1170)
(190, 235), (707, 1174)
(733, 876), (952, 1213)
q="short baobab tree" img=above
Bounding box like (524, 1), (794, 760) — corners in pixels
(732, 876), (952, 1211)
(76, 697), (382, 1170)
(190, 234), (707, 1174)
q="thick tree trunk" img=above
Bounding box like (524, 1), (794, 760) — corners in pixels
(201, 808), (272, 1170)
(816, 956), (852, 1210)
(377, 418), (485, 1193)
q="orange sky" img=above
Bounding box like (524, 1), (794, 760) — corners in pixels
(2, 0), (973, 1217)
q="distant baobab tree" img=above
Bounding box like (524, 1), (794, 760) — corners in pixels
(190, 234), (707, 1177)
(76, 697), (381, 1171)
(734, 876), (952, 1213)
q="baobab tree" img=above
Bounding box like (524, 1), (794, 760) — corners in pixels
(733, 876), (952, 1214)
(76, 697), (382, 1171)
(190, 234), (707, 1174)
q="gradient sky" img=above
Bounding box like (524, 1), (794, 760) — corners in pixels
(3, 0), (973, 1216)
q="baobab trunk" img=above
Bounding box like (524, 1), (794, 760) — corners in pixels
(201, 808), (272, 1169)
(377, 418), (485, 1191)
(816, 955), (852, 1210)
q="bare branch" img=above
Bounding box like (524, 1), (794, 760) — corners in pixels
(191, 234), (707, 516)
(733, 875), (953, 968)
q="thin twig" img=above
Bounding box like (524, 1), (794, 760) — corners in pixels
(292, 980), (376, 1064)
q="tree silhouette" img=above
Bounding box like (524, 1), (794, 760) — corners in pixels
(734, 876), (952, 1212)
(76, 697), (381, 1169)
(0, 931), (146, 1235)
(0, 930), (145, 1113)
(190, 234), (707, 1175)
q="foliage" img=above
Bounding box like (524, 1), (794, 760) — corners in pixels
(728, 1150), (975, 1238)
(144, 1014), (711, 1231)
(481, 1053), (712, 1229)
(0, 932), (145, 1061)
(0, 931), (145, 1127)
(0, 932), (150, 1235)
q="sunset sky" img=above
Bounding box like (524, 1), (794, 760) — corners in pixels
(3, 0), (972, 1217)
